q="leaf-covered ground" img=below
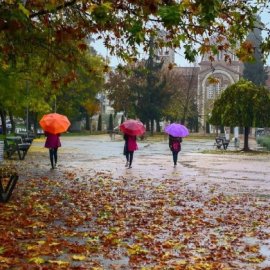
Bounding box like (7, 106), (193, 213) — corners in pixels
(0, 167), (270, 270)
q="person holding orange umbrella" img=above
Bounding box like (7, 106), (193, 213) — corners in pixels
(45, 132), (61, 169)
(39, 113), (70, 169)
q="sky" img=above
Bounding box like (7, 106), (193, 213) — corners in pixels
(92, 8), (270, 67)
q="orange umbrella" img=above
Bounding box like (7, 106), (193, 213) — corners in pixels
(39, 113), (70, 134)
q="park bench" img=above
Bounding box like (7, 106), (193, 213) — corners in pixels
(15, 132), (35, 144)
(0, 141), (19, 202)
(0, 165), (18, 202)
(215, 136), (230, 150)
(4, 136), (31, 160)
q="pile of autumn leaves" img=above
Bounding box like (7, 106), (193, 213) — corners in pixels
(0, 171), (269, 270)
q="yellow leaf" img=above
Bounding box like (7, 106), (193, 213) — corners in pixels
(48, 260), (69, 266)
(18, 3), (30, 17)
(161, 251), (171, 260)
(28, 257), (45, 264)
(175, 259), (187, 265)
(2, 63), (9, 70)
(5, 0), (15, 4)
(244, 256), (265, 263)
(87, 3), (97, 13)
(0, 256), (12, 263)
(72, 255), (86, 261)
(127, 244), (148, 256)
(0, 246), (5, 255)
(27, 245), (39, 251)
(196, 247), (207, 253)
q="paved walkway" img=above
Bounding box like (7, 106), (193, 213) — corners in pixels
(15, 135), (270, 197)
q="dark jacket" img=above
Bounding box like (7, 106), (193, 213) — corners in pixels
(169, 135), (182, 152)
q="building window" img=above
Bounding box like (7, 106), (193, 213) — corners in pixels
(207, 83), (220, 99)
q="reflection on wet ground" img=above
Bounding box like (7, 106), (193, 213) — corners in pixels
(23, 135), (270, 196)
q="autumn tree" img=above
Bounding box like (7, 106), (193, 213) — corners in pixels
(1, 0), (270, 134)
(163, 66), (198, 129)
(1, 0), (270, 68)
(209, 79), (270, 151)
(105, 67), (136, 118)
(55, 51), (105, 123)
(83, 99), (100, 132)
(134, 47), (170, 134)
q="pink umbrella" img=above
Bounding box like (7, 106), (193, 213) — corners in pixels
(164, 123), (189, 137)
(120, 119), (145, 136)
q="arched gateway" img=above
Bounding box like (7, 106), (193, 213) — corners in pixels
(197, 55), (243, 132)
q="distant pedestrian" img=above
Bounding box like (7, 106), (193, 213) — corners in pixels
(45, 132), (61, 169)
(169, 135), (182, 167)
(123, 133), (138, 168)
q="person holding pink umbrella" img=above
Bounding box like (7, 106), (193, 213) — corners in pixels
(123, 133), (138, 168)
(120, 119), (145, 169)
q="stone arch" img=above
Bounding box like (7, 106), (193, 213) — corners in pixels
(199, 69), (240, 130)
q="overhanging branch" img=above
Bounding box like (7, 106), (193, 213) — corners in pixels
(29, 0), (77, 18)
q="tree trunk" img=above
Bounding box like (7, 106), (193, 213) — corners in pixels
(89, 117), (92, 133)
(156, 119), (161, 132)
(97, 114), (102, 131)
(0, 110), (7, 136)
(146, 121), (150, 132)
(121, 114), (125, 124)
(150, 118), (154, 135)
(85, 114), (90, 130)
(9, 112), (15, 134)
(33, 113), (38, 136)
(243, 127), (250, 151)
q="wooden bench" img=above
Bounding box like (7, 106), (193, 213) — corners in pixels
(0, 165), (18, 202)
(15, 132), (35, 144)
(215, 136), (230, 150)
(4, 136), (31, 160)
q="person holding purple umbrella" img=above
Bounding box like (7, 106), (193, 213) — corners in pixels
(169, 135), (182, 167)
(164, 123), (189, 167)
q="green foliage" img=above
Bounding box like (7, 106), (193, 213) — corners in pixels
(257, 136), (270, 150)
(44, 50), (105, 121)
(0, 0), (269, 66)
(158, 5), (181, 27)
(209, 79), (270, 128)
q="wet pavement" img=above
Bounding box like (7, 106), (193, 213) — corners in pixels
(7, 134), (270, 269)
(22, 134), (270, 197)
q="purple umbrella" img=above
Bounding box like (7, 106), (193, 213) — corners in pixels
(164, 123), (189, 137)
